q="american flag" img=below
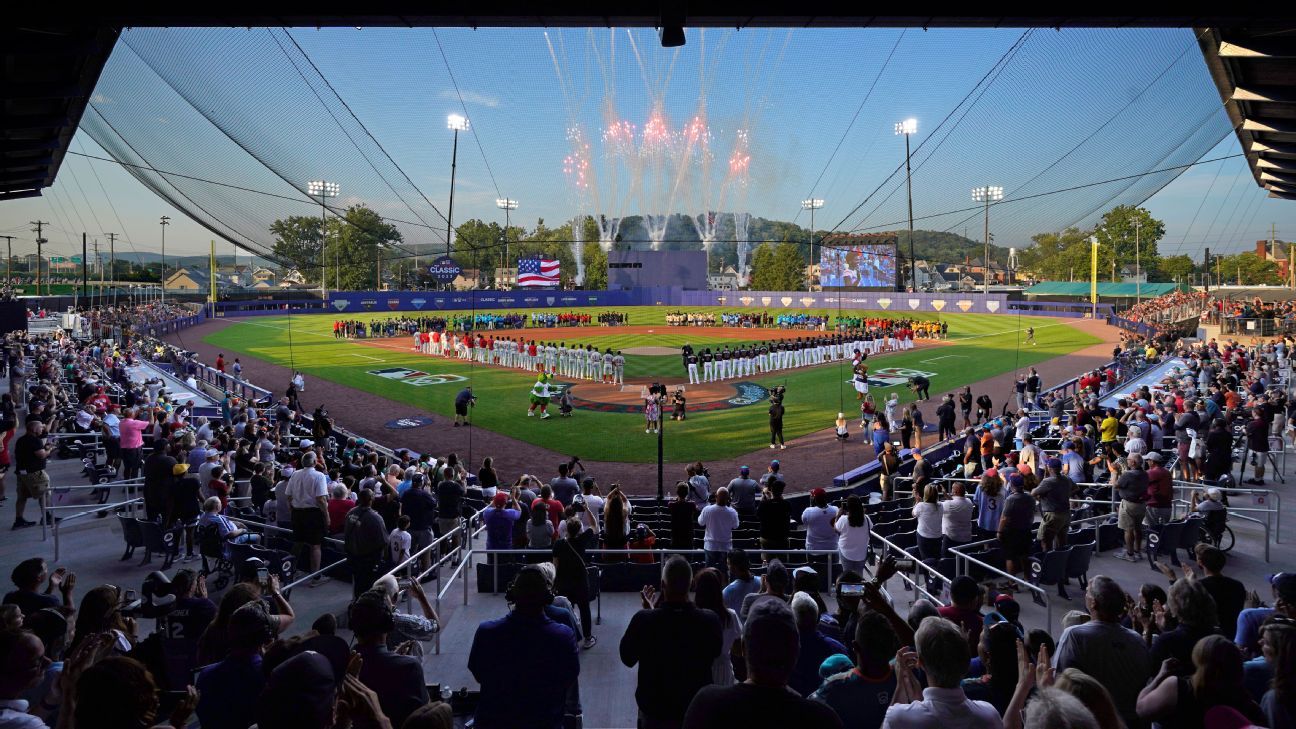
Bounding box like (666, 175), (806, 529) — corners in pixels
(517, 258), (560, 287)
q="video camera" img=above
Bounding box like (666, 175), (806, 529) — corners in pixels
(770, 385), (786, 404)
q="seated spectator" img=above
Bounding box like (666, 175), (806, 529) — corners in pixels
(1258, 617), (1295, 729)
(1019, 688), (1100, 729)
(526, 504), (555, 550)
(371, 575), (440, 648)
(683, 598), (843, 729)
(197, 497), (259, 555)
(73, 656), (188, 729)
(350, 589), (428, 729)
(0, 628), (51, 729)
(883, 616), (1003, 728)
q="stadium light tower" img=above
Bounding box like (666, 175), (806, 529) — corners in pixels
(971, 186), (1003, 295)
(307, 180), (339, 297)
(496, 198), (518, 288)
(801, 199), (824, 290)
(159, 215), (170, 304)
(895, 119), (918, 291)
(446, 114), (470, 271)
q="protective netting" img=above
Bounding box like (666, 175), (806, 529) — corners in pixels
(77, 26), (1233, 267)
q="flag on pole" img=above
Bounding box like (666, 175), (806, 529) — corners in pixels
(517, 258), (560, 287)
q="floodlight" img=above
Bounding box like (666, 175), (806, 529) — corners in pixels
(447, 114), (469, 131)
(894, 118), (917, 135)
(801, 199), (824, 210)
(308, 180), (340, 197)
(496, 198), (519, 210)
(972, 186), (1004, 202)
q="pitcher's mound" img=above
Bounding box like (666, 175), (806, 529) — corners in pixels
(622, 345), (682, 356)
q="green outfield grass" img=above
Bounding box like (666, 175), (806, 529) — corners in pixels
(202, 307), (1101, 463)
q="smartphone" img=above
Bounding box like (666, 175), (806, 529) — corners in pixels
(257, 568), (269, 586)
(123, 589), (137, 602)
(838, 582), (868, 598)
(893, 558), (917, 572)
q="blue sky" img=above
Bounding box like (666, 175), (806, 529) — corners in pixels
(1, 26), (1292, 262)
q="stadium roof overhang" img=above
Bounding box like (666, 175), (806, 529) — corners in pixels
(4, 13), (1294, 203)
(1, 26), (119, 201)
(1199, 26), (1296, 202)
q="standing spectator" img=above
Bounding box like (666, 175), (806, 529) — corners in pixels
(834, 495), (873, 575)
(883, 617), (1003, 728)
(483, 492), (520, 555)
(973, 469), (1004, 539)
(998, 474), (1035, 584)
(757, 480), (792, 559)
(913, 485), (943, 561)
(1246, 407), (1271, 485)
(1143, 452), (1173, 527)
(549, 463), (579, 506)
(722, 550), (762, 618)
(1053, 575), (1152, 729)
(620, 556), (722, 729)
(1193, 544), (1246, 640)
(400, 473), (437, 572)
(940, 482), (974, 556)
(326, 483), (356, 536)
(726, 466), (759, 516)
(117, 407), (152, 481)
(936, 394), (957, 441)
(468, 567), (580, 729)
(11, 418), (50, 529)
(351, 589), (429, 729)
(286, 451), (330, 585)
(436, 468), (466, 556)
(801, 489), (840, 572)
(343, 490), (388, 601)
(683, 598), (843, 729)
(669, 483), (698, 550)
(195, 602), (276, 729)
(554, 517), (595, 650)
(938, 576), (985, 655)
(1136, 634), (1266, 728)
(692, 568), (741, 688)
(1032, 458), (1075, 552)
(698, 488), (740, 572)
(1115, 454), (1149, 562)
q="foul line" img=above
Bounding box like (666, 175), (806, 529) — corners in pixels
(348, 353), (384, 362)
(947, 321), (1068, 342)
(920, 354), (968, 363)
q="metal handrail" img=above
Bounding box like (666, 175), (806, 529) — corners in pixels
(870, 532), (951, 607)
(1168, 498), (1271, 563)
(50, 497), (144, 560)
(1172, 480), (1281, 543)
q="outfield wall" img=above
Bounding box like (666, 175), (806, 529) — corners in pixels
(206, 288), (1109, 318)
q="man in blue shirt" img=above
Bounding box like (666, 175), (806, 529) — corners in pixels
(469, 567), (579, 729)
(812, 610), (902, 726)
(196, 602), (275, 729)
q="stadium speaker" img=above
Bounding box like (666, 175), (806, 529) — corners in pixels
(0, 301), (27, 336)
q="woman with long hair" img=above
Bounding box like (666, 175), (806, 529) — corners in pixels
(973, 469), (1004, 538)
(835, 495), (872, 575)
(899, 407), (914, 451)
(603, 485), (630, 560)
(1054, 668), (1125, 729)
(860, 393), (876, 431)
(0, 392), (16, 502)
(1260, 618), (1296, 729)
(553, 517), (595, 649)
(912, 484), (942, 561)
(1136, 634), (1266, 729)
(477, 456), (499, 498)
(693, 567), (740, 686)
(961, 622), (1020, 713)
(69, 585), (134, 655)
(196, 583), (262, 666)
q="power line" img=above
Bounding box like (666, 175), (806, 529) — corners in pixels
(431, 27), (503, 200)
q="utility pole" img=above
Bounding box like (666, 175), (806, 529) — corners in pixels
(0, 236), (13, 285)
(105, 233), (117, 306)
(1134, 220), (1141, 304)
(92, 238), (103, 301)
(1204, 247), (1211, 292)
(82, 233), (88, 302)
(29, 221), (48, 296)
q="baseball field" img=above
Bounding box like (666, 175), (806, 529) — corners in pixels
(195, 306), (1101, 463)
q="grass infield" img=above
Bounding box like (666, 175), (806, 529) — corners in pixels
(201, 306), (1100, 462)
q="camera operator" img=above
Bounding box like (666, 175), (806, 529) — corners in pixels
(672, 388), (687, 421)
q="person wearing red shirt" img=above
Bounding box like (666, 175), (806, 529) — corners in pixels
(530, 484), (565, 531)
(215, 354), (225, 373)
(208, 466), (231, 511)
(937, 575), (984, 654)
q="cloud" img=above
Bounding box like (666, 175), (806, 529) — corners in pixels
(438, 89), (500, 109)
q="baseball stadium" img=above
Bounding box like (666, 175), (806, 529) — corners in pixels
(3, 15), (1296, 729)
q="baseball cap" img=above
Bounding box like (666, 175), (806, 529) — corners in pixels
(810, 488), (826, 499)
(1046, 457), (1062, 471)
(1144, 451), (1163, 462)
(984, 468), (998, 478)
(819, 653), (853, 680)
(740, 466), (750, 474)
(770, 460), (780, 467)
(1017, 464), (1032, 476)
(300, 439), (314, 448)
(491, 492), (508, 507)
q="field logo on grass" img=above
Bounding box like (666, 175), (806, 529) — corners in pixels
(876, 298), (892, 309)
(848, 367), (938, 388)
(367, 367), (466, 387)
(727, 382), (770, 406)
(780, 297), (792, 307)
(385, 416), (436, 430)
(411, 298), (426, 310)
(931, 300), (946, 311)
(333, 300), (351, 311)
(956, 300), (972, 312)
(761, 297), (772, 306)
(908, 299), (919, 310)
(361, 299), (377, 311)
(987, 301), (1000, 313)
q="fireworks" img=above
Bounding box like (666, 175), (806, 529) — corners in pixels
(563, 127), (592, 189)
(728, 128), (751, 184)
